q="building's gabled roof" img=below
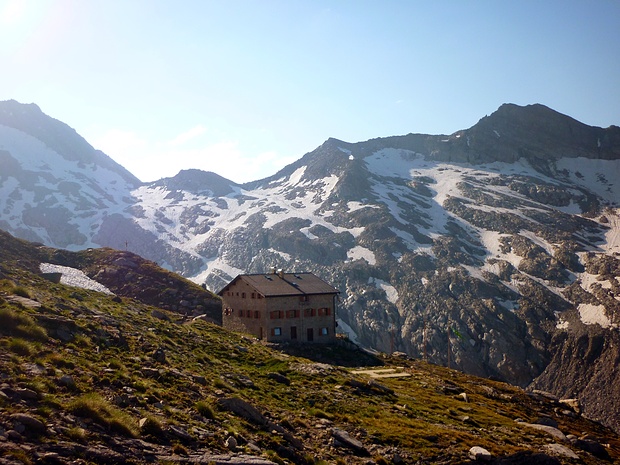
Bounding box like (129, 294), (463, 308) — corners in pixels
(218, 272), (339, 297)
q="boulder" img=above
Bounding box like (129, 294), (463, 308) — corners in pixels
(58, 375), (77, 390)
(225, 435), (238, 451)
(9, 413), (46, 433)
(559, 398), (581, 414)
(543, 443), (579, 459)
(267, 372), (291, 385)
(15, 388), (39, 400)
(331, 428), (369, 456)
(150, 309), (170, 321)
(168, 425), (193, 442)
(468, 446), (492, 461)
(152, 347), (166, 363)
(535, 416), (558, 428)
(217, 397), (268, 426)
(571, 438), (611, 460)
(521, 423), (567, 442)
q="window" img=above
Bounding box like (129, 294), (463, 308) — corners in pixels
(251, 292), (256, 299)
(272, 327), (282, 336)
(320, 327), (329, 336)
(299, 295), (309, 303)
(242, 292), (246, 299)
(270, 310), (283, 320)
(254, 311), (260, 319)
(224, 308), (232, 316)
(304, 308), (315, 317)
(318, 308), (331, 317)
(286, 309), (299, 318)
(239, 309), (244, 317)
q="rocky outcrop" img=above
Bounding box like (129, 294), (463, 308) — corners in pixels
(531, 324), (620, 433)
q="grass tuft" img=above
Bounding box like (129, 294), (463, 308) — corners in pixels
(65, 426), (87, 442)
(68, 393), (139, 437)
(139, 415), (164, 437)
(308, 408), (334, 420)
(12, 285), (31, 298)
(195, 400), (216, 419)
(5, 448), (32, 465)
(7, 337), (36, 356)
(0, 307), (47, 341)
(172, 443), (188, 455)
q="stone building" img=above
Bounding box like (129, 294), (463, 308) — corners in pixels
(218, 270), (339, 342)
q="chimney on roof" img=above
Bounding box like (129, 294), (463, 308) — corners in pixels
(277, 268), (284, 278)
(270, 266), (276, 274)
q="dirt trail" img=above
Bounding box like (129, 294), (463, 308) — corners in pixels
(350, 367), (412, 379)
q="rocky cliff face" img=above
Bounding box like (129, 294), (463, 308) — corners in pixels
(1, 100), (620, 432)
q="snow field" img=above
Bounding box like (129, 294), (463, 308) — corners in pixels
(39, 263), (114, 295)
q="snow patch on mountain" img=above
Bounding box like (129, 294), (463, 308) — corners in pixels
(601, 209), (620, 254)
(369, 277), (399, 304)
(336, 317), (359, 343)
(389, 227), (434, 254)
(347, 201), (377, 213)
(555, 158), (620, 204)
(496, 298), (519, 312)
(580, 271), (611, 292)
(347, 246), (376, 265)
(364, 148), (422, 177)
(578, 303), (614, 328)
(520, 230), (555, 256)
(478, 230), (505, 257)
(40, 263), (114, 295)
(288, 166), (306, 185)
(269, 248), (291, 261)
(194, 255), (244, 287)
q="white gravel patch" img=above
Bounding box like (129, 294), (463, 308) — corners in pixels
(40, 263), (114, 295)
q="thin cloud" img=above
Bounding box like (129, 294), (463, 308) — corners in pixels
(169, 125), (208, 147)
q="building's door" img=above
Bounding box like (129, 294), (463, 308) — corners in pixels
(290, 326), (297, 340)
(307, 328), (314, 342)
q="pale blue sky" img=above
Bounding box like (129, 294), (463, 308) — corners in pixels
(1, 0), (619, 183)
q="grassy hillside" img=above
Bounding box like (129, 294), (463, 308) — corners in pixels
(0, 231), (618, 464)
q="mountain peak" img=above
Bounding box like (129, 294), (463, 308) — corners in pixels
(478, 102), (585, 132)
(0, 99), (43, 115)
(0, 99), (141, 187)
(428, 102), (620, 164)
(152, 169), (238, 196)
